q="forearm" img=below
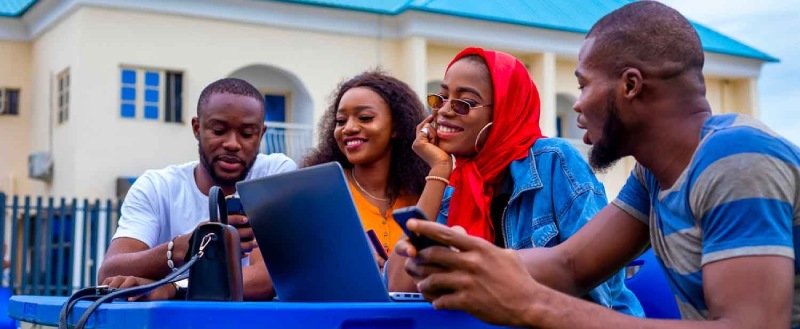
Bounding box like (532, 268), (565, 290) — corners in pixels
(242, 264), (275, 300)
(417, 163), (451, 222)
(98, 245), (173, 282)
(386, 251), (417, 292)
(99, 235), (191, 283)
(516, 247), (584, 296)
(529, 287), (725, 329)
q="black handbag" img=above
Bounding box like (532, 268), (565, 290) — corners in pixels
(184, 185), (244, 301)
(58, 186), (244, 329)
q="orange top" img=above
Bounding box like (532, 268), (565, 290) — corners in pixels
(348, 181), (417, 255)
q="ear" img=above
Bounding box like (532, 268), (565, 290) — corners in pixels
(191, 116), (200, 141)
(620, 68), (643, 100)
(261, 122), (268, 139)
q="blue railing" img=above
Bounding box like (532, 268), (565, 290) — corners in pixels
(0, 193), (119, 296)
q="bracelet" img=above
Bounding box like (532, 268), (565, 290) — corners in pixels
(167, 235), (179, 272)
(425, 175), (450, 186)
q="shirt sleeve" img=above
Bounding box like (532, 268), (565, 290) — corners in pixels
(611, 165), (651, 225)
(689, 131), (796, 265)
(112, 172), (163, 248)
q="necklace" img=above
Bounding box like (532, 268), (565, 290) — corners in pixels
(351, 168), (389, 202)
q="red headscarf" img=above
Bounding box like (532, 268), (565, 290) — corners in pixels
(446, 47), (543, 241)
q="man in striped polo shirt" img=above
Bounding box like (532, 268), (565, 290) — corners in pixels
(396, 1), (798, 328)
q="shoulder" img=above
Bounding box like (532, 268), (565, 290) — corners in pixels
(249, 153), (298, 178)
(530, 138), (587, 164)
(133, 160), (197, 190)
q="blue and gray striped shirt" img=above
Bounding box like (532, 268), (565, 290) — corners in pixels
(613, 114), (799, 326)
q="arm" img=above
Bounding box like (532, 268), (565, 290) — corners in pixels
(387, 115), (451, 292)
(410, 219), (794, 329)
(241, 248), (276, 300)
(98, 174), (192, 282)
(517, 203), (650, 296)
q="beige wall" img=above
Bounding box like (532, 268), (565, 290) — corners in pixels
(53, 7), (405, 198)
(0, 40), (32, 196)
(28, 10), (83, 198)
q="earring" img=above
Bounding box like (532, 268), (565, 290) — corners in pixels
(474, 122), (493, 153)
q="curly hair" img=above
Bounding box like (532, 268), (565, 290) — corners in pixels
(303, 70), (429, 199)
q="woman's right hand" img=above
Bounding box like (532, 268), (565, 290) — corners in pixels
(413, 115), (451, 170)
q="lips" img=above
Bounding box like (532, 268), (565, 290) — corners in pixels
(436, 121), (464, 138)
(215, 155), (244, 171)
(342, 137), (367, 151)
(576, 120), (592, 145)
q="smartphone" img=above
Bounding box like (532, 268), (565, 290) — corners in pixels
(392, 206), (446, 250)
(366, 229), (389, 261)
(389, 292), (426, 302)
(225, 196), (253, 242)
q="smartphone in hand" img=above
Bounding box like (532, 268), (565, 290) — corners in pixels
(225, 196), (253, 242)
(392, 206), (446, 251)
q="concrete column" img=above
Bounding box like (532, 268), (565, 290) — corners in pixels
(401, 36), (427, 102)
(528, 52), (557, 137)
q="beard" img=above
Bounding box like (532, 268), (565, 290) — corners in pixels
(198, 142), (255, 187)
(588, 95), (627, 172)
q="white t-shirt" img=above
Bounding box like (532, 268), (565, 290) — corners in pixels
(113, 153), (297, 249)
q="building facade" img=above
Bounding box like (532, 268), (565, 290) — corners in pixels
(0, 0), (776, 200)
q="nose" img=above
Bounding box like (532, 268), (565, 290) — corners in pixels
(222, 131), (242, 152)
(572, 99), (582, 114)
(437, 99), (456, 117)
(342, 118), (359, 135)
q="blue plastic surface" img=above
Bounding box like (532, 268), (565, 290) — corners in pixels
(9, 296), (510, 329)
(625, 249), (682, 319)
(0, 288), (17, 329)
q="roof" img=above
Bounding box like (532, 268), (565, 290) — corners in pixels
(2, 0), (778, 62)
(275, 0), (779, 62)
(0, 0), (36, 17)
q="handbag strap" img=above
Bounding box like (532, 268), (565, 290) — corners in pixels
(59, 233), (215, 329)
(208, 185), (228, 225)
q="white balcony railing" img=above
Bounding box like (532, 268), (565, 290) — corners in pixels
(262, 121), (314, 164)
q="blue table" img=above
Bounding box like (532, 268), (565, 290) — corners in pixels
(8, 296), (510, 329)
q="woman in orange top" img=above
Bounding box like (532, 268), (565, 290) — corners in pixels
(304, 70), (428, 269)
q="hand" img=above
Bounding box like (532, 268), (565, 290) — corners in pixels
(101, 276), (177, 302)
(227, 214), (257, 257)
(374, 253), (386, 272)
(395, 226), (466, 290)
(407, 219), (543, 327)
(413, 116), (451, 169)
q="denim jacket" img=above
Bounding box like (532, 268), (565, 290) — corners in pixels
(437, 138), (644, 316)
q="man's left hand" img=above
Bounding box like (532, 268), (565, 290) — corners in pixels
(408, 219), (545, 327)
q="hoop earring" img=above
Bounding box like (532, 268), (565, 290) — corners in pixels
(474, 122), (493, 153)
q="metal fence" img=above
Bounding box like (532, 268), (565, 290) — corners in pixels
(262, 121), (314, 164)
(0, 193), (119, 296)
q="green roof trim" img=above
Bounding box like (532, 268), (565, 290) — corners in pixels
(0, 0), (37, 17)
(273, 0), (779, 63)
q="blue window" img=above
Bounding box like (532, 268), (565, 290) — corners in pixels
(120, 68), (182, 122)
(120, 69), (136, 118)
(143, 71), (159, 120)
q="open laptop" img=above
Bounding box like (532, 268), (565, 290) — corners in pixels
(237, 162), (418, 302)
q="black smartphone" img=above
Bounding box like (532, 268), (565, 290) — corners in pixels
(392, 206), (446, 250)
(225, 196), (253, 242)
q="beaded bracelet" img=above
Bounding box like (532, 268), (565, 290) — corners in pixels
(425, 175), (450, 186)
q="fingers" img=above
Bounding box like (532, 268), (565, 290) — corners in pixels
(407, 219), (487, 252)
(240, 239), (257, 255)
(417, 271), (468, 293)
(394, 238), (417, 258)
(430, 291), (469, 311)
(375, 254), (386, 269)
(404, 259), (447, 280)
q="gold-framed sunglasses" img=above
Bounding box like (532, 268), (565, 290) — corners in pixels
(426, 94), (492, 116)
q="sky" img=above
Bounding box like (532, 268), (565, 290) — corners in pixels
(660, 0), (800, 145)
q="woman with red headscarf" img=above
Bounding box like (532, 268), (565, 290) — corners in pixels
(387, 47), (643, 316)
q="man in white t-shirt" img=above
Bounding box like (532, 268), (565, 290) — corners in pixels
(98, 78), (297, 300)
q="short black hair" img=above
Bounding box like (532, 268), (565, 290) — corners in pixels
(197, 78), (265, 117)
(586, 1), (704, 79)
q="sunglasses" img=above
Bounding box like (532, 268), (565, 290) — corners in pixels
(426, 94), (492, 116)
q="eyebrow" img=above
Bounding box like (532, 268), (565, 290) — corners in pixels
(439, 83), (484, 100)
(337, 105), (374, 113)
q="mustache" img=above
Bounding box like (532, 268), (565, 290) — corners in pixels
(213, 155), (245, 164)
